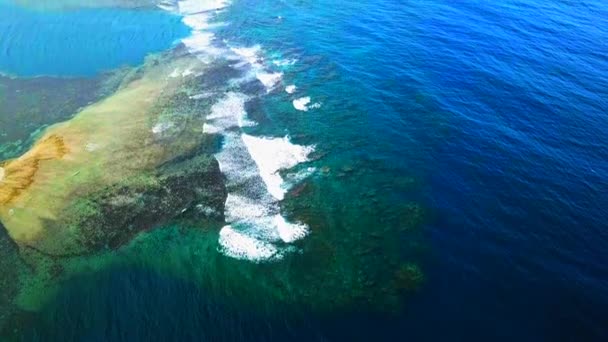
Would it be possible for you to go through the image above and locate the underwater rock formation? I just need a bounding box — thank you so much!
[63,154,226,251]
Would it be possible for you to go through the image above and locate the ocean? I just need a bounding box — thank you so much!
[0,2,190,77]
[0,0,607,341]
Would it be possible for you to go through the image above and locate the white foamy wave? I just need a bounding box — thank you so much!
[256,72,283,91]
[223,193,309,244]
[285,84,297,94]
[230,45,262,65]
[272,59,297,67]
[241,134,314,201]
[177,0,229,14]
[182,30,215,54]
[293,96,311,111]
[224,194,270,222]
[214,133,261,187]
[182,12,212,30]
[218,225,281,262]
[205,93,315,262]
[182,11,226,31]
[309,102,322,109]
[182,68,195,77]
[273,215,309,243]
[202,123,221,134]
[229,45,286,92]
[236,215,308,244]
[206,95,263,193]
[204,92,252,129]
[218,216,308,262]
[169,68,180,78]
[160,1,313,262]
[285,167,317,186]
[293,96,321,111]
[170,0,230,63]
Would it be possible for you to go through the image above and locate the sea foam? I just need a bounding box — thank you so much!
[230,45,284,92]
[160,2,313,263]
[181,31,214,53]
[272,59,297,67]
[205,93,313,262]
[285,85,297,94]
[241,134,314,201]
[256,72,283,91]
[293,96,311,111]
[182,13,213,30]
[230,46,262,65]
[172,0,228,63]
[177,0,229,14]
[218,225,281,261]
[293,96,321,111]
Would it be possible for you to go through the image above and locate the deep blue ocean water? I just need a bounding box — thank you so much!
[215,0,608,339]
[0,2,189,77]
[2,0,608,341]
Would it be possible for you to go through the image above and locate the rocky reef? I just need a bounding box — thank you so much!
[0,41,428,339]
[0,52,232,326]
[63,153,226,252]
[0,52,209,254]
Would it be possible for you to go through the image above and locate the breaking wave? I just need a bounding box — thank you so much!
[159,0,315,262]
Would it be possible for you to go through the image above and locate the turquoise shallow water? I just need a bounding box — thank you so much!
[0,2,189,77]
[1,0,608,341]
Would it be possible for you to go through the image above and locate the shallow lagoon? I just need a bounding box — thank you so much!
[0,2,189,77]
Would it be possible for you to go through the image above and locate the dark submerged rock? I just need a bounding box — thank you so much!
[59,153,227,252]
[0,222,24,335]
